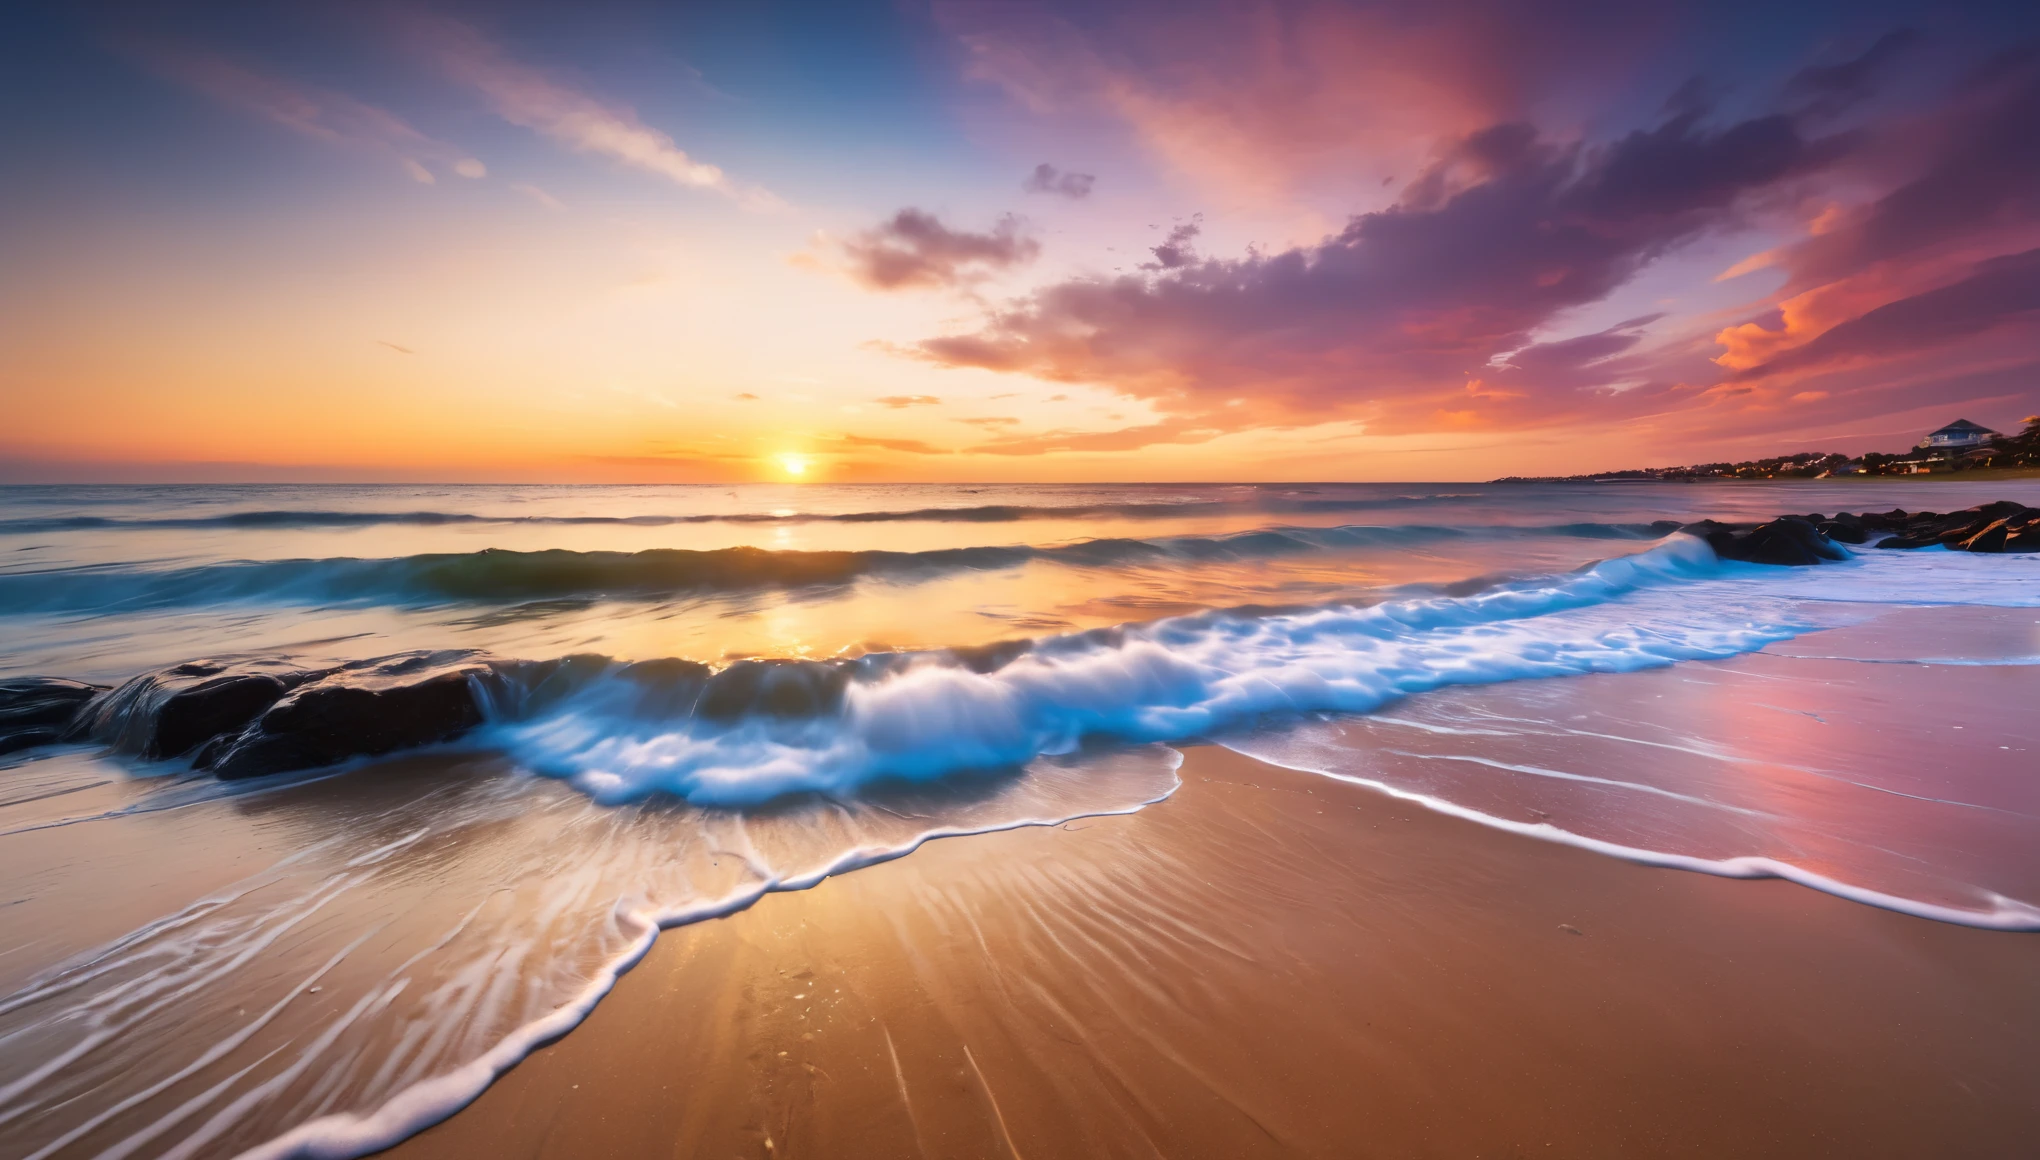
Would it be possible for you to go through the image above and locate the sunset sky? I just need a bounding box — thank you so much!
[4,0,2038,482]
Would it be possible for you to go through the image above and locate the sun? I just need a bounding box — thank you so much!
[778,454,808,478]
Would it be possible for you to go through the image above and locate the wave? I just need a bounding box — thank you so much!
[0,493,1489,535]
[483,536,1795,805]
[0,521,1678,613]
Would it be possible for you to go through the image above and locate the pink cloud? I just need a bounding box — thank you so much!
[938,0,1670,203]
[891,26,2040,456]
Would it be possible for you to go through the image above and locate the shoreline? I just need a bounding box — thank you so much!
[1491,466,2040,484]
[384,743,2040,1159]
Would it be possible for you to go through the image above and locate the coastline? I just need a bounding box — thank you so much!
[386,743,2040,1160]
[1492,468,2040,483]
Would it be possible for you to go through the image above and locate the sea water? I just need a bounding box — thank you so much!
[1,480,2036,1157]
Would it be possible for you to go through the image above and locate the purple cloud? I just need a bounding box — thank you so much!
[917,105,1841,433]
[1023,163,1096,199]
[841,209,1041,291]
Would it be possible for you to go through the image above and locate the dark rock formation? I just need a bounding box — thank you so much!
[1860,502,2040,551]
[72,658,320,759]
[3,650,511,778]
[1680,517,1850,566]
[204,652,507,780]
[1680,501,2040,564]
[1812,513,1870,544]
[0,677,104,754]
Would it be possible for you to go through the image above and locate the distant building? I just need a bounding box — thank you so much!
[1919,419,2001,451]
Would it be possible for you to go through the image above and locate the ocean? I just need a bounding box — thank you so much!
[2,480,2038,1158]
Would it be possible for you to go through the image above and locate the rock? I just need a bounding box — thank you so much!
[1872,502,2040,552]
[1685,516,1848,566]
[0,677,104,754]
[1958,518,2015,553]
[71,658,320,759]
[1815,513,1870,544]
[206,652,503,780]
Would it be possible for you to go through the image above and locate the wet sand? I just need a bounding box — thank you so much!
[387,744,2040,1159]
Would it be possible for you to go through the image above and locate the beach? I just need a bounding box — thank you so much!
[392,742,2040,1159]
[16,2,2040,1152]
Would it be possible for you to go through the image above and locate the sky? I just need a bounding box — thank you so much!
[3,0,2038,483]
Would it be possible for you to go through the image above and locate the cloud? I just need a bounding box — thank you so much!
[914,106,1841,432]
[833,434,951,454]
[414,17,777,209]
[939,0,1669,202]
[733,392,761,400]
[1777,46,2040,290]
[955,415,1022,427]
[134,44,484,183]
[963,419,1227,456]
[1730,247,2040,381]
[934,7,2039,457]
[875,394,942,407]
[841,209,1041,291]
[1699,45,2040,415]
[1023,163,1095,198]
[1785,29,1924,119]
[511,182,565,210]
[1145,219,1201,269]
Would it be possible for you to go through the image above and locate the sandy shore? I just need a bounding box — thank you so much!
[385,744,2040,1159]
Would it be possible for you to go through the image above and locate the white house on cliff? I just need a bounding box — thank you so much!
[1918,419,2001,451]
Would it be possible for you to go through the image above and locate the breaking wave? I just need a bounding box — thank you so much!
[486,536,1796,805]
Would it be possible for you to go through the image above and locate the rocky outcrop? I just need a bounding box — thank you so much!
[2,650,512,777]
[1681,501,2040,565]
[1855,501,2040,552]
[0,677,104,754]
[0,647,890,775]
[72,657,321,759]
[1681,517,1850,566]
[200,652,510,780]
